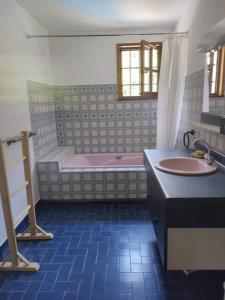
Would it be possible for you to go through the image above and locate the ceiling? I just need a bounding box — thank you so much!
[16,0,195,34]
[197,18,225,52]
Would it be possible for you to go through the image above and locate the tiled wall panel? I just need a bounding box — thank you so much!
[209,75,225,115]
[36,146,147,201]
[27,81,58,159]
[29,82,157,158]
[177,70,225,152]
[38,168,147,201]
[54,84,157,153]
[209,97,225,115]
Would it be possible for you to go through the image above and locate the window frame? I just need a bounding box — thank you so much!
[207,45,225,97]
[117,41,162,101]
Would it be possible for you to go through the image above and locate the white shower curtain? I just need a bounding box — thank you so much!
[156,36,188,149]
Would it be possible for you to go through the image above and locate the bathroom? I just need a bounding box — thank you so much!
[1,0,225,299]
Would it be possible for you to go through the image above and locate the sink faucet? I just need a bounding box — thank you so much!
[192,138,214,165]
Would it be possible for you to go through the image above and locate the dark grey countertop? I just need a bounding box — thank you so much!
[144,149,225,199]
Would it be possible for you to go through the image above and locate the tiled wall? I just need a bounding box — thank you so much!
[54,85,157,153]
[177,70,225,153]
[28,82,151,201]
[28,82,157,157]
[38,167,147,201]
[27,81,57,159]
[209,97,225,115]
[209,75,225,115]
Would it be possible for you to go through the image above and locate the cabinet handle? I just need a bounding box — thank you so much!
[153,217,159,223]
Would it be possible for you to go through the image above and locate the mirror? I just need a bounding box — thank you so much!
[198,18,225,133]
[207,46,225,116]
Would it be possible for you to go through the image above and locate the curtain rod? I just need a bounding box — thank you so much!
[26,31,188,39]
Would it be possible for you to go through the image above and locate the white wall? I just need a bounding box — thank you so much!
[49,35,163,85]
[177,0,225,75]
[49,0,225,83]
[49,1,225,85]
[49,0,225,81]
[0,0,52,245]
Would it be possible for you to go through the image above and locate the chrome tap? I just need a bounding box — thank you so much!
[192,138,214,165]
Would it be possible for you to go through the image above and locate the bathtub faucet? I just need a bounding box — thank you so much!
[192,138,214,165]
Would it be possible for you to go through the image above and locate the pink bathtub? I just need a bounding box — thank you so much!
[63,152,144,169]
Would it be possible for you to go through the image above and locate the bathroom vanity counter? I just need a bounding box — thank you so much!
[144,149,225,270]
[144,149,225,199]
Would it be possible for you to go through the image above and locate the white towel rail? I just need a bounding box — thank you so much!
[0,131,53,272]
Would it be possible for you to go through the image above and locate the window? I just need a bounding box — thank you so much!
[117,41,162,100]
[207,45,225,96]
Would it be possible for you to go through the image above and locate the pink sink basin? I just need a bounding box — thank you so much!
[154,157,218,176]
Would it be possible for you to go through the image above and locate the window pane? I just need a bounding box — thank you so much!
[131,68,140,84]
[144,85,150,92]
[122,85,130,97]
[213,50,218,65]
[144,71,150,86]
[130,50,140,68]
[152,84,157,92]
[212,65,217,82]
[144,49,150,68]
[122,69,130,85]
[118,42,162,99]
[122,51,130,68]
[211,82,216,94]
[207,53,211,65]
[152,48,158,69]
[152,72,158,85]
[131,85,140,96]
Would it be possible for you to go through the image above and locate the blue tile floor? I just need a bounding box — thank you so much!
[0,201,225,300]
